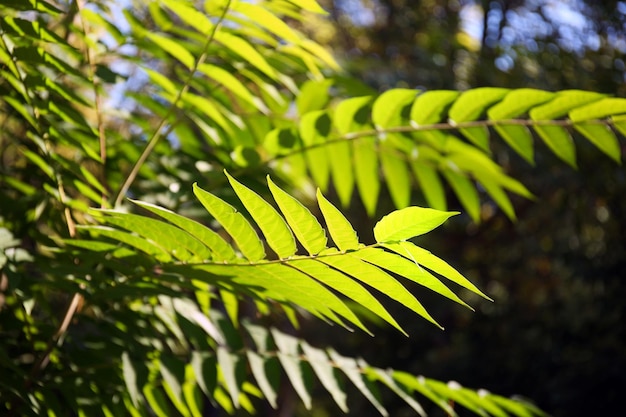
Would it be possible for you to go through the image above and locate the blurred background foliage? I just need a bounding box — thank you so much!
[295,1,626,416]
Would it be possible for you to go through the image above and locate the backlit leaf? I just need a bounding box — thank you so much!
[226,172,296,259]
[374,206,458,242]
[316,189,359,251]
[193,183,265,261]
[300,342,348,412]
[267,176,327,255]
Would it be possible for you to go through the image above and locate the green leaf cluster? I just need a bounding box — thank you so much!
[1,0,622,416]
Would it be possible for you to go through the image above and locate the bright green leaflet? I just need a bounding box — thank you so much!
[225,171,296,259]
[267,176,327,255]
[131,200,236,261]
[316,188,359,251]
[192,183,265,261]
[373,206,458,242]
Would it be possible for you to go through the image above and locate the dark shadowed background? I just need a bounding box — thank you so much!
[296,1,626,416]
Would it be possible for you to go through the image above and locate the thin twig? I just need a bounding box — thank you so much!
[114,0,233,208]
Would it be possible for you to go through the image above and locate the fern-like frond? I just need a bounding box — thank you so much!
[265,87,624,220]
[119,306,546,417]
[77,171,489,334]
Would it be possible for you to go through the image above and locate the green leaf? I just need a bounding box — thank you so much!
[146,32,195,69]
[321,250,433,331]
[442,169,481,223]
[573,123,621,163]
[160,357,190,417]
[488,89,555,119]
[143,385,171,417]
[246,351,279,408]
[162,0,213,34]
[296,79,333,114]
[300,342,348,412]
[271,330,312,409]
[217,347,241,408]
[287,0,328,14]
[299,110,332,191]
[267,176,327,255]
[386,241,490,300]
[197,64,260,110]
[487,88,555,163]
[356,247,471,312]
[191,353,217,399]
[392,372,457,417]
[334,96,373,134]
[182,380,204,417]
[410,90,459,125]
[449,88,509,151]
[77,225,172,262]
[193,183,265,261]
[529,90,605,119]
[533,125,577,168]
[93,211,208,262]
[369,367,426,417]
[327,136,355,207]
[215,32,277,79]
[474,171,516,219]
[353,137,380,216]
[411,162,447,211]
[131,200,236,261]
[374,206,458,242]
[328,349,388,416]
[372,89,417,128]
[122,352,142,408]
[225,172,296,259]
[292,258,401,334]
[316,189,359,251]
[569,97,626,121]
[494,125,535,164]
[380,143,411,209]
[425,380,488,417]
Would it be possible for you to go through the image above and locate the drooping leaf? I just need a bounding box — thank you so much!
[379,142,411,209]
[214,32,277,79]
[368,367,427,417]
[299,110,332,190]
[328,349,389,416]
[449,88,509,151]
[572,123,621,163]
[353,136,380,216]
[385,241,490,300]
[442,169,481,222]
[122,352,142,409]
[292,258,401,334]
[271,330,312,409]
[217,347,241,408]
[327,136,355,207]
[321,250,436,331]
[300,342,348,412]
[146,32,195,69]
[246,351,279,408]
[411,162,447,211]
[355,247,471,312]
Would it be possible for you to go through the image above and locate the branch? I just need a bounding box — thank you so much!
[114,0,234,208]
